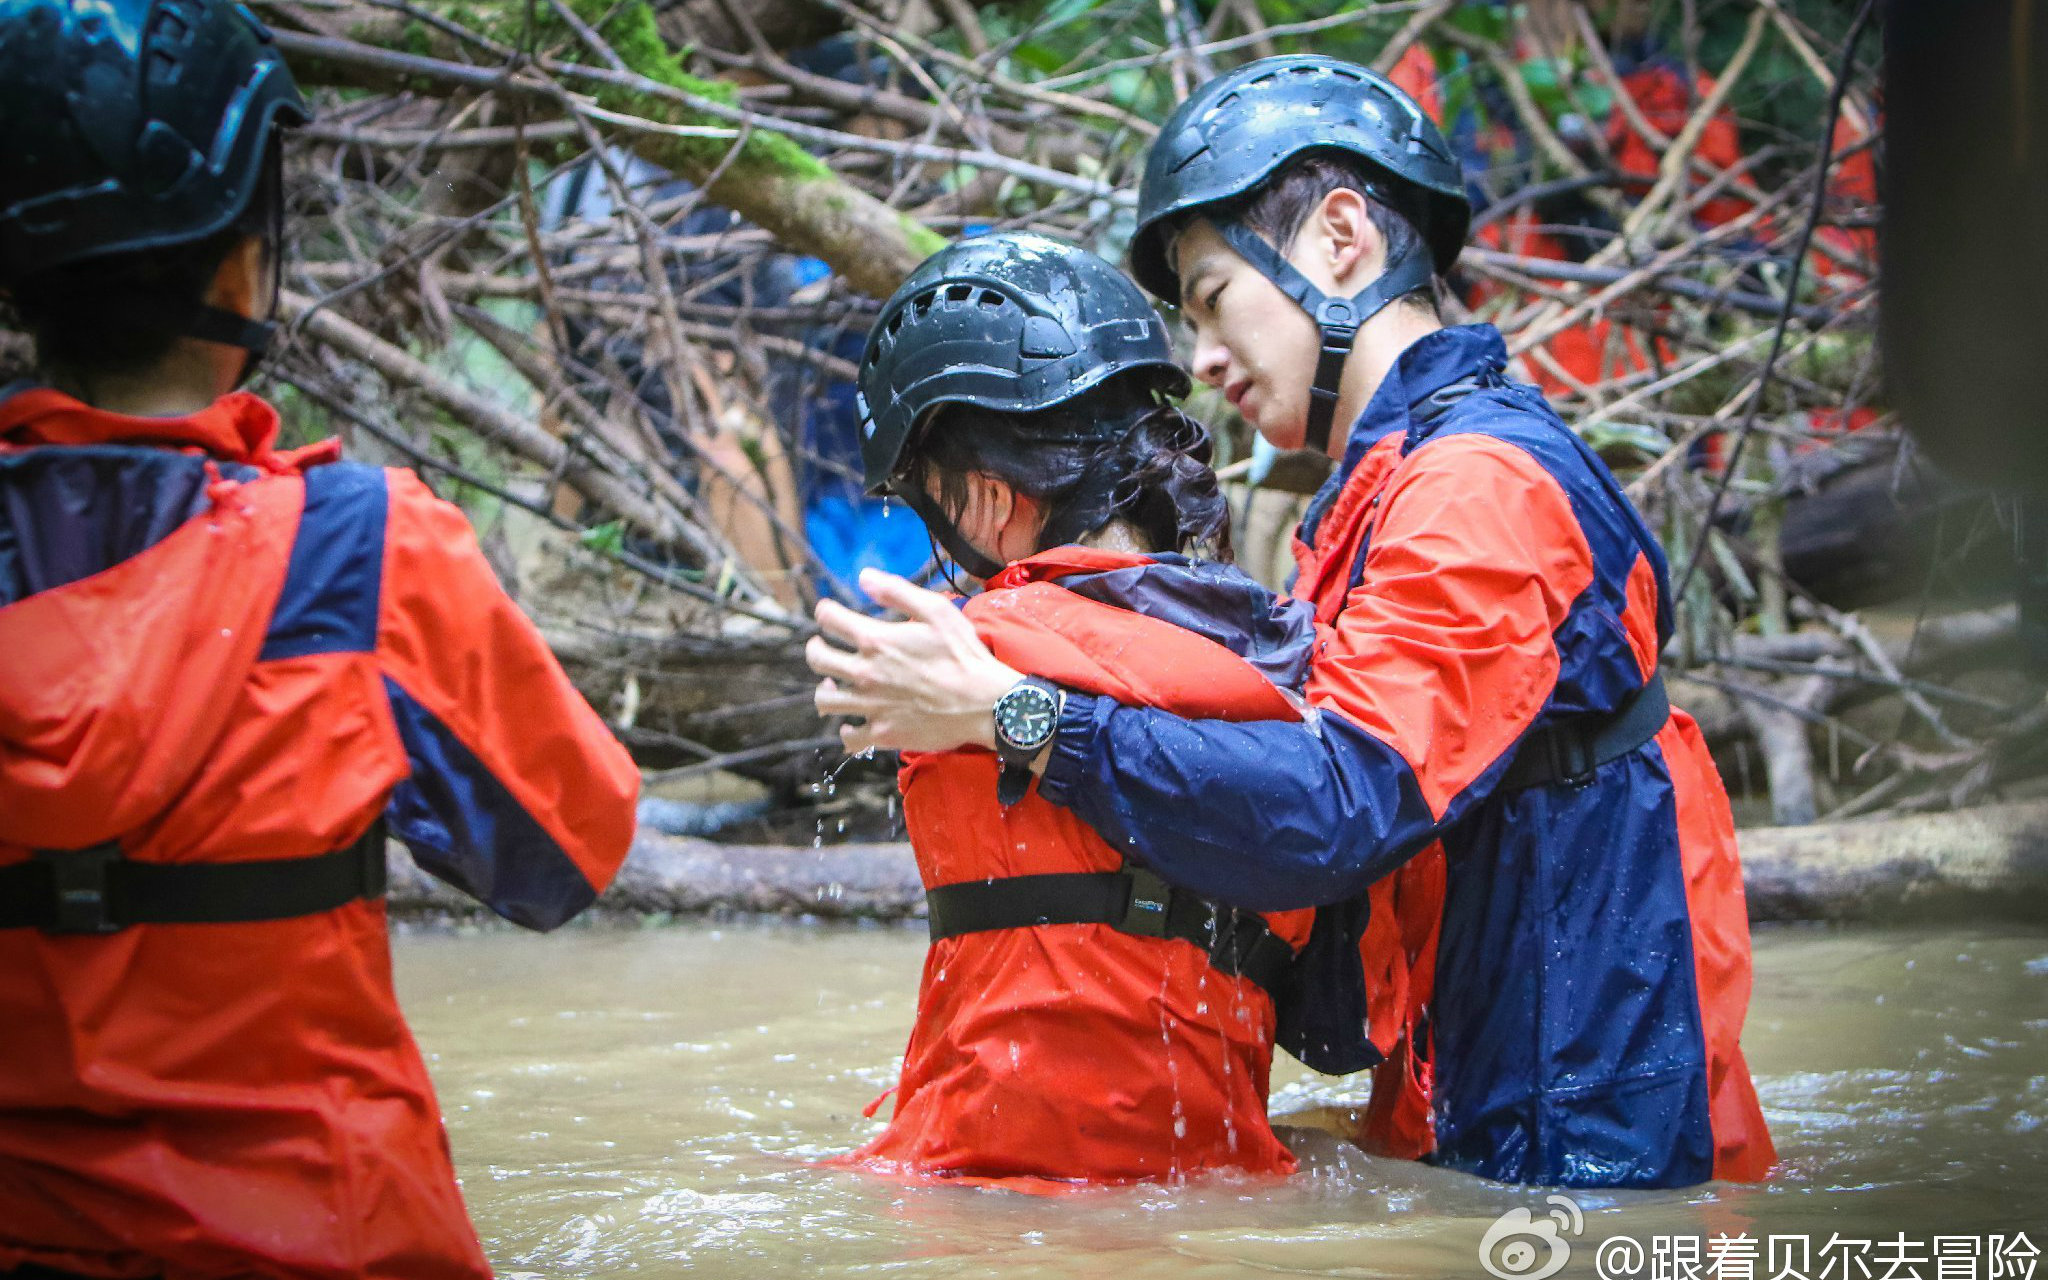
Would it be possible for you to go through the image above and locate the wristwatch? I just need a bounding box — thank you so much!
[992,677,1064,805]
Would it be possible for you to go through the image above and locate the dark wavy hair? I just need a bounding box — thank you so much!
[901,372,1233,562]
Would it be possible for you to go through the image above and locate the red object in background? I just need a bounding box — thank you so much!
[1608,63,1752,228]
[1693,405,1883,473]
[1807,109,1879,293]
[1388,42,1445,124]
[1470,208,1670,397]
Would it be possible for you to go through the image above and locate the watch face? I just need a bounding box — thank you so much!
[995,684,1059,750]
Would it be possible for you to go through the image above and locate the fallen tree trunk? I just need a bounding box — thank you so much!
[386,800,2048,926]
[1738,799,2048,921]
[387,832,923,922]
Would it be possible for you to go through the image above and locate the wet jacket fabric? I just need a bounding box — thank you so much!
[0,388,638,1278]
[847,548,1317,1187]
[1037,326,1775,1188]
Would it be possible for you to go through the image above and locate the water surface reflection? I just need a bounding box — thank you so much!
[392,922,2048,1277]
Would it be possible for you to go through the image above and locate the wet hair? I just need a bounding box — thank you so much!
[1172,150,1442,316]
[3,138,284,379]
[901,372,1233,562]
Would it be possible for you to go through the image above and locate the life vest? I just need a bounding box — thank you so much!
[843,548,1317,1188]
[0,387,638,1277]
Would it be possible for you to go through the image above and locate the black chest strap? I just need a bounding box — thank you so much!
[924,865,1296,999]
[1499,673,1670,791]
[0,820,388,935]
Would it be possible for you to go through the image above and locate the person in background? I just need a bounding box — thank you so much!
[819,232,1315,1187]
[0,1,639,1274]
[808,57,1775,1189]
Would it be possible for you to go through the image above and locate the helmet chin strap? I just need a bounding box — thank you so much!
[1218,221,1435,456]
[123,295,279,392]
[184,303,278,390]
[891,483,1008,584]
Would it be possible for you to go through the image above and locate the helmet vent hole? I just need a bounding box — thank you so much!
[978,290,1006,309]
[944,284,973,304]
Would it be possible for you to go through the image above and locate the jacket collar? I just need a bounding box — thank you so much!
[1342,324,1508,465]
[986,546,1159,590]
[1300,324,1509,548]
[0,386,335,472]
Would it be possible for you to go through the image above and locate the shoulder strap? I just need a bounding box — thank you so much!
[1498,673,1669,791]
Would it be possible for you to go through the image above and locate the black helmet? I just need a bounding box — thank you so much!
[857,230,1190,499]
[1129,56,1470,454]
[0,0,309,282]
[1130,55,1468,302]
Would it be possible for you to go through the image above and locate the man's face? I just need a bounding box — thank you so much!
[1172,218,1321,451]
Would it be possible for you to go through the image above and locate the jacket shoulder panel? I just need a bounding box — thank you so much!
[1417,392,1672,714]
[963,568,1306,720]
[0,445,248,607]
[260,461,387,661]
[1055,557,1318,690]
[1421,388,1669,610]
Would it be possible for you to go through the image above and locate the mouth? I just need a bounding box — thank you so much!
[1225,378,1253,413]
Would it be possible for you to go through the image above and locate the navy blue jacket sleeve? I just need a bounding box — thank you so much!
[1035,692,1447,912]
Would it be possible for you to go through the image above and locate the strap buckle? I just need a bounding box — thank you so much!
[1547,728,1598,788]
[357,819,389,900]
[1119,866,1173,938]
[1315,297,1360,334]
[34,842,124,934]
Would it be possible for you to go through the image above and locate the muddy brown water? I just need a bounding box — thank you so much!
[392,922,2048,1277]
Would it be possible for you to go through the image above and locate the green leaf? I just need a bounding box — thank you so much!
[580,520,626,557]
[1577,421,1672,460]
[1010,42,1066,75]
[1518,57,1570,120]
[1445,3,1511,44]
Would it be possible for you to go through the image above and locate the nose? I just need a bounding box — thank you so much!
[1189,324,1229,390]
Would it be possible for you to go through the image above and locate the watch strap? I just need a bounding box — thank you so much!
[997,761,1032,806]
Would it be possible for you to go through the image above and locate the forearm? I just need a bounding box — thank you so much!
[1035,692,1444,912]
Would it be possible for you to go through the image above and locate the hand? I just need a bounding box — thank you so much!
[808,569,1024,755]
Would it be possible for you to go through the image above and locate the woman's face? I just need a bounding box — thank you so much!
[1172,217,1324,451]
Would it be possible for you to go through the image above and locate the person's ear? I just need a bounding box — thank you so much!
[204,235,268,321]
[961,471,1016,540]
[1316,188,1384,293]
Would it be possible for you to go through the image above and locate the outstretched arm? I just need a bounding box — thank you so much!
[808,437,1595,911]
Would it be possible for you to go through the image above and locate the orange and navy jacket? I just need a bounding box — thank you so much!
[0,387,638,1278]
[1037,326,1776,1188]
[845,548,1316,1188]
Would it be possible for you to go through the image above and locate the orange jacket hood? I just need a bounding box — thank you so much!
[0,392,314,849]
